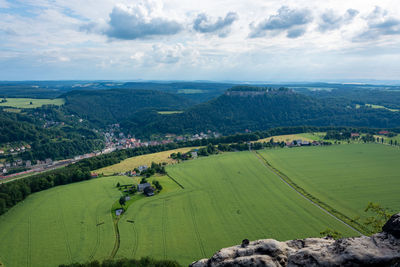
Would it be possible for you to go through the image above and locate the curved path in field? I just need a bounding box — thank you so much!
[252,150,363,236]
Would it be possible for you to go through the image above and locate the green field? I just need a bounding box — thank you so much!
[259,144,400,223]
[117,151,357,264]
[0,98,65,109]
[177,89,204,94]
[0,151,358,266]
[157,111,184,115]
[0,176,133,267]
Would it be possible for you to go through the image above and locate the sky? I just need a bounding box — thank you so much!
[0,0,400,82]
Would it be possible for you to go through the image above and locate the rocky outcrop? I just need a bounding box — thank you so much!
[191,213,400,267]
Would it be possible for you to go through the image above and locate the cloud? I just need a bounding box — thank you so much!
[249,6,312,38]
[193,12,238,37]
[318,9,359,32]
[355,6,400,41]
[103,2,182,40]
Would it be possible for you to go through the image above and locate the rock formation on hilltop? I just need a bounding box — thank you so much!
[191,213,400,267]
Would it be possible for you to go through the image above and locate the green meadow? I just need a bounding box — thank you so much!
[259,144,400,223]
[117,151,357,265]
[0,98,65,109]
[0,151,359,266]
[0,176,133,267]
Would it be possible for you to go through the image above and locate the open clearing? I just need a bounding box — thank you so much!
[259,144,400,224]
[117,151,357,265]
[94,147,199,175]
[157,111,183,115]
[0,98,65,109]
[256,132,325,143]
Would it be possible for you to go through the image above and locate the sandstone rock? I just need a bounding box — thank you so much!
[383,213,400,238]
[191,213,400,267]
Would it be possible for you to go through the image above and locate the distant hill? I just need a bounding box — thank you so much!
[123,86,400,137]
[63,89,194,127]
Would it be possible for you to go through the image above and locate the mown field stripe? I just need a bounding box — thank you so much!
[253,150,364,236]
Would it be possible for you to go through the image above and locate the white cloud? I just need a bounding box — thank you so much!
[0,0,400,80]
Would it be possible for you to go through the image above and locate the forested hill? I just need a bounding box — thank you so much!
[122,87,400,137]
[63,89,194,127]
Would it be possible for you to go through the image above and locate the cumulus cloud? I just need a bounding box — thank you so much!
[193,12,238,37]
[249,6,312,38]
[355,6,400,41]
[103,2,182,40]
[318,9,359,32]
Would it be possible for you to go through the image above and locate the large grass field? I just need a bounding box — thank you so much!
[0,176,133,267]
[258,144,400,223]
[116,151,357,265]
[0,98,65,109]
[94,147,199,175]
[0,151,358,266]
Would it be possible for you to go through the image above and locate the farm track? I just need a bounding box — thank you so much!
[252,150,363,236]
[110,218,120,259]
[27,214,31,267]
[162,200,168,260]
[57,192,73,263]
[187,194,206,258]
[88,200,103,260]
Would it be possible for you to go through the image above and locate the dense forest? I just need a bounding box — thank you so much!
[63,89,194,127]
[122,87,400,137]
[0,107,103,161]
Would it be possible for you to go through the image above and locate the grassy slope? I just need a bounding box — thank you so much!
[259,144,400,221]
[256,132,325,143]
[117,151,357,265]
[0,98,65,108]
[0,176,133,267]
[95,147,198,175]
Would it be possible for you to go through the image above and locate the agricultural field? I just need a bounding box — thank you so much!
[0,150,359,266]
[94,147,199,175]
[157,111,183,115]
[258,144,400,224]
[177,89,204,94]
[117,151,357,265]
[256,132,325,143]
[0,98,65,109]
[356,103,399,112]
[0,176,133,267]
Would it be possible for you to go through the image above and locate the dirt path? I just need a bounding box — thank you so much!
[252,150,363,236]
[110,218,120,259]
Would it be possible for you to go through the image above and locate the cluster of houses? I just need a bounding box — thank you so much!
[0,144,31,156]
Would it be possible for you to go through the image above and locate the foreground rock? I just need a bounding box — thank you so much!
[191,213,400,267]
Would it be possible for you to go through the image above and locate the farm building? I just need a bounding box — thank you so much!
[115,209,123,216]
[138,183,151,192]
[144,186,155,197]
[138,165,148,172]
[379,130,389,135]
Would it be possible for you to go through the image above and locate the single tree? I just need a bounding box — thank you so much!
[119,196,126,206]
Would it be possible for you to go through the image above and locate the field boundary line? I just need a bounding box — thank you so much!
[253,150,365,235]
[166,174,185,189]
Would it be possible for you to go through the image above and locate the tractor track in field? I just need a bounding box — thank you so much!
[27,214,32,267]
[57,192,73,263]
[110,218,120,259]
[252,150,363,236]
[162,200,168,260]
[187,194,206,258]
[88,199,104,261]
